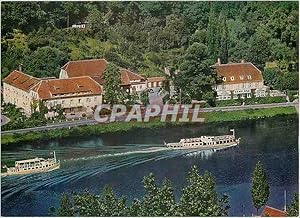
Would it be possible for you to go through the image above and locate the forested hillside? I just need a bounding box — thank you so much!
[1,1,298,100]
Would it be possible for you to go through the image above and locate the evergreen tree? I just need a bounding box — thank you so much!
[175,42,216,104]
[126,199,142,216]
[100,185,127,216]
[139,173,177,216]
[218,12,229,63]
[54,166,231,216]
[207,8,229,64]
[287,193,299,217]
[207,5,220,62]
[178,166,229,216]
[57,193,74,216]
[102,63,122,104]
[251,161,270,215]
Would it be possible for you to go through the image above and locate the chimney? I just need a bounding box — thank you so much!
[241,59,245,63]
[18,64,23,72]
[217,58,221,65]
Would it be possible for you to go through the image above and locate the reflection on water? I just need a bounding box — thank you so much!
[1,116,298,216]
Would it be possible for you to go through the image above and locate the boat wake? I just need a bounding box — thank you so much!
[1,145,189,201]
[66,146,170,162]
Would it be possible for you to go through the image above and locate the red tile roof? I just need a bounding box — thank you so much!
[61,59,108,77]
[90,76,105,85]
[3,70,41,92]
[261,206,286,217]
[212,62,263,85]
[120,68,145,85]
[32,77,102,100]
[147,76,165,83]
[61,59,145,85]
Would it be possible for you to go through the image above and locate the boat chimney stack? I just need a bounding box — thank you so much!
[53,151,57,163]
[18,64,23,72]
[230,129,235,138]
[284,190,287,212]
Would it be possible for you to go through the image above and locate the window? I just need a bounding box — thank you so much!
[230,76,235,81]
[86,98,91,102]
[222,77,226,81]
[78,99,81,103]
[94,97,97,101]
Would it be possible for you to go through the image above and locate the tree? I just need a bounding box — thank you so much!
[275,72,299,91]
[251,161,270,215]
[62,2,81,28]
[218,12,229,63]
[1,2,44,35]
[73,191,101,216]
[57,193,74,216]
[163,14,189,49]
[247,26,272,68]
[87,8,109,41]
[54,165,231,216]
[1,29,29,77]
[178,166,229,216]
[287,193,299,217]
[23,46,68,78]
[139,173,177,216]
[262,68,281,88]
[140,90,149,106]
[175,42,216,104]
[207,5,220,62]
[102,63,123,104]
[127,199,142,216]
[99,185,127,216]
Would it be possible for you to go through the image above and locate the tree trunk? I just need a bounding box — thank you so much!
[67,13,70,28]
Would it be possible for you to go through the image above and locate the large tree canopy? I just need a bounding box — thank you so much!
[1,1,298,93]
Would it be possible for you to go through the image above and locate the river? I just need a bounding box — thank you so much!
[1,116,298,216]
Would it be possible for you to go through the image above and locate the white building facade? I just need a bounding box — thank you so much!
[3,70,103,117]
[212,60,269,100]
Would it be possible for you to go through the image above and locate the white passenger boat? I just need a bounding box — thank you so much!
[1,151,60,176]
[165,129,241,150]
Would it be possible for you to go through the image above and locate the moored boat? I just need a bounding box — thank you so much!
[164,129,241,149]
[1,151,60,176]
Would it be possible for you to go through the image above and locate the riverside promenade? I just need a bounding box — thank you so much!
[2,102,298,135]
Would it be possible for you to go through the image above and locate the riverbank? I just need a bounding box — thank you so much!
[1,106,297,145]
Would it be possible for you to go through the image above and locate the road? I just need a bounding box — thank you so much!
[2,102,298,135]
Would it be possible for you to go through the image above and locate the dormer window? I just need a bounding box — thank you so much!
[240,75,244,80]
[20,79,28,84]
[230,76,235,81]
[247,75,252,80]
[222,77,226,82]
[12,76,19,81]
[54,86,60,90]
[77,84,84,88]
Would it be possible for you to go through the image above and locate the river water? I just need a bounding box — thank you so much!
[1,116,298,216]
